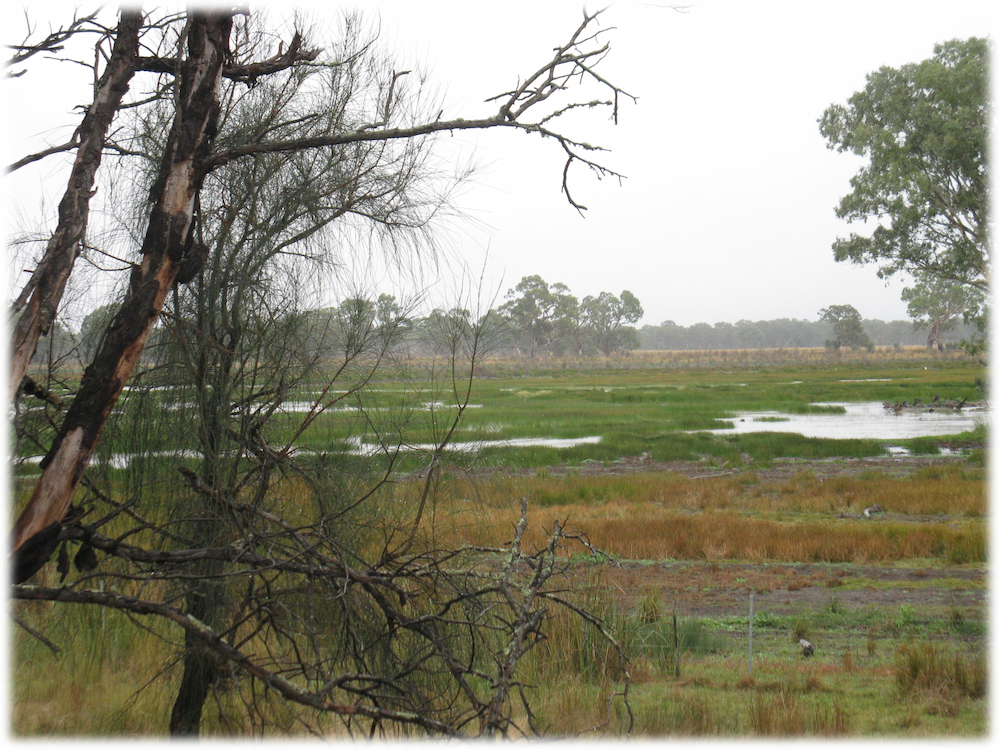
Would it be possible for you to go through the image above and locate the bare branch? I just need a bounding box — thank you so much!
[12,584,462,736]
[204,9,635,213]
[4,8,104,74]
[9,608,62,657]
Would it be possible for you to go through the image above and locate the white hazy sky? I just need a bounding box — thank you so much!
[4,0,996,327]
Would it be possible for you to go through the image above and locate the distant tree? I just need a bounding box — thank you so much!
[637,316,976,351]
[375,294,412,335]
[551,290,586,355]
[734,319,766,349]
[498,275,574,357]
[421,306,474,355]
[580,290,643,356]
[901,274,986,350]
[819,38,989,294]
[819,304,874,351]
[77,304,117,363]
[712,321,735,350]
[686,322,714,350]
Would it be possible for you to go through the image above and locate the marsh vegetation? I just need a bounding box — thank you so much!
[11,348,987,737]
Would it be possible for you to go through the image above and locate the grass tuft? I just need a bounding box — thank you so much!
[893,642,987,700]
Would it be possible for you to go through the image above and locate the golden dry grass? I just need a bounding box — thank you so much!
[421,468,985,564]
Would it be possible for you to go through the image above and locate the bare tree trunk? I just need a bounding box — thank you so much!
[169,566,226,735]
[9,10,141,406]
[11,12,233,559]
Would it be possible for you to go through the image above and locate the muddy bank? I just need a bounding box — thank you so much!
[571,559,986,622]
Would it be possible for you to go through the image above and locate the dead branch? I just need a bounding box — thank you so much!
[203,9,635,214]
[8,9,142,407]
[11,584,461,736]
[9,609,62,657]
[134,29,321,84]
[5,8,104,73]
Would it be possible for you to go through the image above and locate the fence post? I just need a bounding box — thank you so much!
[748,593,754,676]
[673,611,680,679]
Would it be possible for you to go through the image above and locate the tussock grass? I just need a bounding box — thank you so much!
[893,642,987,701]
[431,470,985,565]
[583,512,983,564]
[747,691,807,735]
[442,465,985,518]
[11,602,177,736]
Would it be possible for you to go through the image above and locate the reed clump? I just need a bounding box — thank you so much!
[893,642,987,701]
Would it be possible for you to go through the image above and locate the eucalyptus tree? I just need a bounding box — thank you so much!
[819,304,874,352]
[819,38,990,293]
[551,289,588,355]
[901,273,986,351]
[9,5,635,738]
[580,289,644,357]
[498,274,576,357]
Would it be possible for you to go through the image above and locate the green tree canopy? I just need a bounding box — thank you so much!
[819,38,990,292]
[498,275,575,357]
[819,304,874,351]
[901,274,985,350]
[581,290,644,356]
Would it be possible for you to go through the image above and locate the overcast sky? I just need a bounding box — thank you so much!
[4,0,996,327]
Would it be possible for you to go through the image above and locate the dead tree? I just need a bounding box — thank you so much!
[12,496,632,737]
[8,10,142,405]
[11,5,633,571]
[11,11,235,555]
[9,6,635,738]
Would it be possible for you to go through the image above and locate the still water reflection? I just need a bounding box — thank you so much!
[708,401,987,440]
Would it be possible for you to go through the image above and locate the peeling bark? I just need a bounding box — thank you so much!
[11,12,233,559]
[8,10,142,406]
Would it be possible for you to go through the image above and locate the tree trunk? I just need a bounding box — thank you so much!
[11,12,233,559]
[169,567,226,736]
[169,636,218,736]
[9,10,142,406]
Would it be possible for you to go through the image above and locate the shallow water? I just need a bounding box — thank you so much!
[14,435,603,471]
[276,401,483,413]
[707,401,987,441]
[347,435,602,456]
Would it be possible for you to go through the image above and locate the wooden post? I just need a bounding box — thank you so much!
[673,611,680,679]
[748,593,754,676]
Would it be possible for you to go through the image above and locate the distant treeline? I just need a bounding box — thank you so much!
[32,304,979,370]
[638,318,979,351]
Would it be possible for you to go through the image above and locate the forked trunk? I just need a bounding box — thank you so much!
[11,12,233,561]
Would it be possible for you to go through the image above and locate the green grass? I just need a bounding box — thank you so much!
[15,350,985,473]
[12,350,987,737]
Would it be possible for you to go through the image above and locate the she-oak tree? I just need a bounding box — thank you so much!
[9,6,636,738]
[11,6,633,562]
